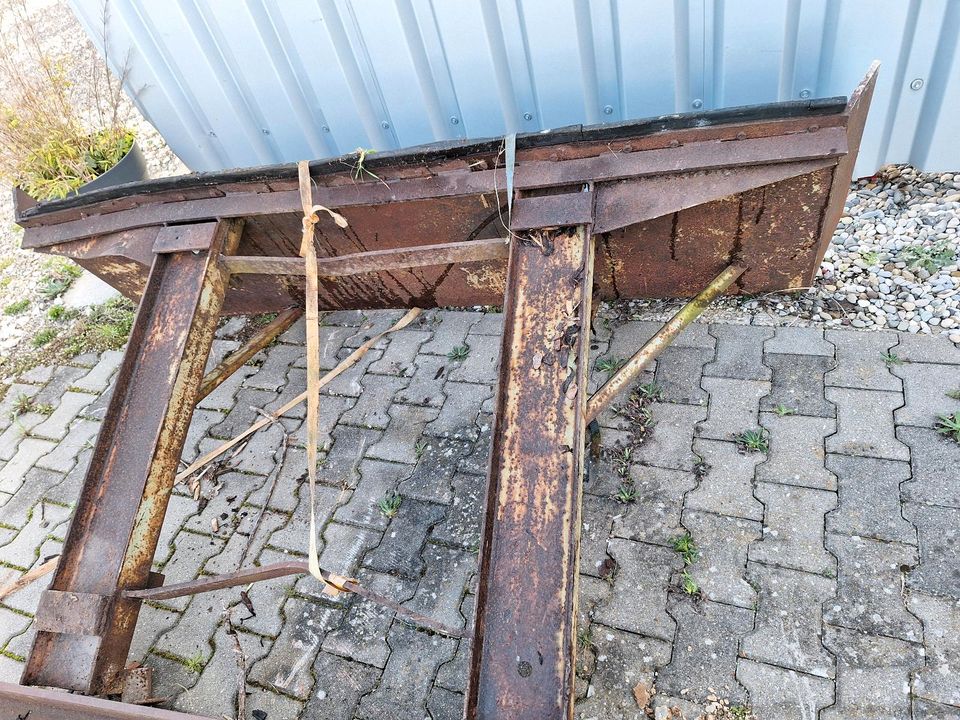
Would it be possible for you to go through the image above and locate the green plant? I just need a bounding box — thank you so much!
[414,439,428,461]
[613,482,637,504]
[11,392,33,418]
[672,531,700,566]
[33,402,53,415]
[3,298,28,315]
[576,624,593,650]
[637,382,663,400]
[727,705,752,720]
[32,327,56,346]
[447,343,470,361]
[47,304,65,320]
[861,250,880,266]
[736,429,769,453]
[773,403,795,417]
[39,260,82,299]
[612,446,632,477]
[901,240,956,274]
[595,357,625,375]
[946,389,960,401]
[680,570,699,595]
[936,412,960,443]
[377,491,402,518]
[882,352,905,367]
[184,652,205,674]
[63,296,135,356]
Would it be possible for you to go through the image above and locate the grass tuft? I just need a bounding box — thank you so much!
[735,428,769,453]
[377,491,402,518]
[936,412,960,443]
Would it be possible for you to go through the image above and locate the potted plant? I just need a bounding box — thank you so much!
[0,0,147,209]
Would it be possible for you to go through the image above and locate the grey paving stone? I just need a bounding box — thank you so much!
[321,425,381,488]
[736,659,834,720]
[238,547,297,638]
[593,539,679,642]
[657,599,753,704]
[339,374,407,430]
[419,311,483,355]
[153,493,199,570]
[826,455,916,543]
[0,537,59,616]
[302,651,380,720]
[208,388,278,439]
[356,624,457,720]
[652,346,712,405]
[574,625,670,720]
[0,606,32,654]
[126,603,182,664]
[335,459,410,530]
[683,510,760,609]
[825,387,909,460]
[241,684,304,720]
[368,329,431,376]
[697,377,769,442]
[579,494,616,577]
[321,346,383,397]
[245,446,307,513]
[825,328,901,391]
[398,436,472,505]
[761,353,836,418]
[434,594,474,693]
[757,412,837,490]
[260,366,307,420]
[471,312,504,336]
[750,483,836,576]
[607,465,696,547]
[899,427,960,508]
[244,343,303,392]
[179,408,223,465]
[0,467,67,529]
[78,384,112,421]
[893,362,960,428]
[266,484,346,556]
[32,365,85,406]
[366,404,440,464]
[427,686,464,720]
[403,544,473,631]
[765,326,834,356]
[0,383,40,433]
[149,654,201,706]
[685,439,764,521]
[17,365,53,385]
[198,364,255,411]
[741,563,835,678]
[908,591,960,707]
[448,337,499,385]
[893,333,960,365]
[431,470,484,550]
[323,310,366,327]
[249,598,343,699]
[364,498,446,579]
[424,382,491,441]
[821,624,923,720]
[824,533,921,642]
[342,311,407,349]
[456,414,492,476]
[914,698,960,719]
[631,402,707,472]
[0,437,56,496]
[72,349,123,393]
[0,414,42,463]
[230,422,286,476]
[152,585,239,662]
[395,353,449,408]
[203,509,287,576]
[904,502,960,598]
[703,325,773,381]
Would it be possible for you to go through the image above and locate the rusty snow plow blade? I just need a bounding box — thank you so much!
[4,65,877,720]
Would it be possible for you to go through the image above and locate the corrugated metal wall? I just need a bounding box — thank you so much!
[70,0,960,176]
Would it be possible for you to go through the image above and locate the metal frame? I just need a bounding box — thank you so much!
[1,67,877,719]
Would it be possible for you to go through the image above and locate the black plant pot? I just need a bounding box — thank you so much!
[13,139,149,215]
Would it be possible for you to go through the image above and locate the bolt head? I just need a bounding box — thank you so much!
[380,120,390,129]
[322,125,330,132]
[603,104,614,115]
[692,99,703,109]
[799,89,812,98]
[450,116,460,125]
[910,78,924,91]
[523,112,533,121]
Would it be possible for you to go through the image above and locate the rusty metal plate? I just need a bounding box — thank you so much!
[0,681,214,720]
[33,591,109,636]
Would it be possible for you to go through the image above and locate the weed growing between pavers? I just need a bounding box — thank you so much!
[447,343,470,361]
[735,429,769,454]
[882,351,906,367]
[605,383,661,503]
[773,403,796,417]
[377,491,402,518]
[936,412,960,443]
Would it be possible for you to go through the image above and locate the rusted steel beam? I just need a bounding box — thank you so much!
[586,264,744,422]
[20,128,845,249]
[0,681,215,720]
[22,220,242,695]
[196,306,302,401]
[467,225,595,719]
[221,236,510,276]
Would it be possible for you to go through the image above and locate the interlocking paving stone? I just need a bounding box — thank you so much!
[398,436,472,504]
[241,684,304,720]
[685,439,764,521]
[208,388,279,439]
[244,343,303,391]
[262,367,308,420]
[703,325,773,380]
[297,325,353,371]
[683,510,760,609]
[913,698,960,719]
[430,470,484,549]
[339,374,407,429]
[249,598,343,699]
[657,599,753,704]
[0,438,57,496]
[893,333,960,365]
[750,483,836,576]
[607,465,696,547]
[245,446,307,513]
[366,403,440,464]
[826,455,916,543]
[32,365,85,406]
[579,494,617,577]
[424,382,490,441]
[909,591,960,707]
[16,365,53,384]
[335,459,410,530]
[0,383,40,434]
[395,353,449,407]
[448,338,500,384]
[152,585,240,662]
[355,624,457,720]
[470,312,504,336]
[593,539,679,642]
[736,659,834,720]
[824,533,921,642]
[0,606,32,653]
[204,509,287,576]
[230,421,288,476]
[821,624,924,720]
[457,413,492,476]
[427,686,464,720]
[653,346,712,405]
[761,353,836,418]
[198,364,255,411]
[757,412,837,490]
[893,362,960,428]
[741,562,835,677]
[403,544,473,631]
[765,325,834,356]
[825,328,901,390]
[434,594,474,693]
[302,651,380,720]
[316,423,379,486]
[368,329,431,376]
[418,311,483,355]
[127,603,181,664]
[574,625,670,720]
[322,347,383,397]
[71,349,123,393]
[343,310,407,348]
[364,498,446,579]
[904,502,960,598]
[825,387,910,460]
[899,427,960,508]
[697,377,769,442]
[631,402,707,472]
[0,467,66,530]
[238,547,297,639]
